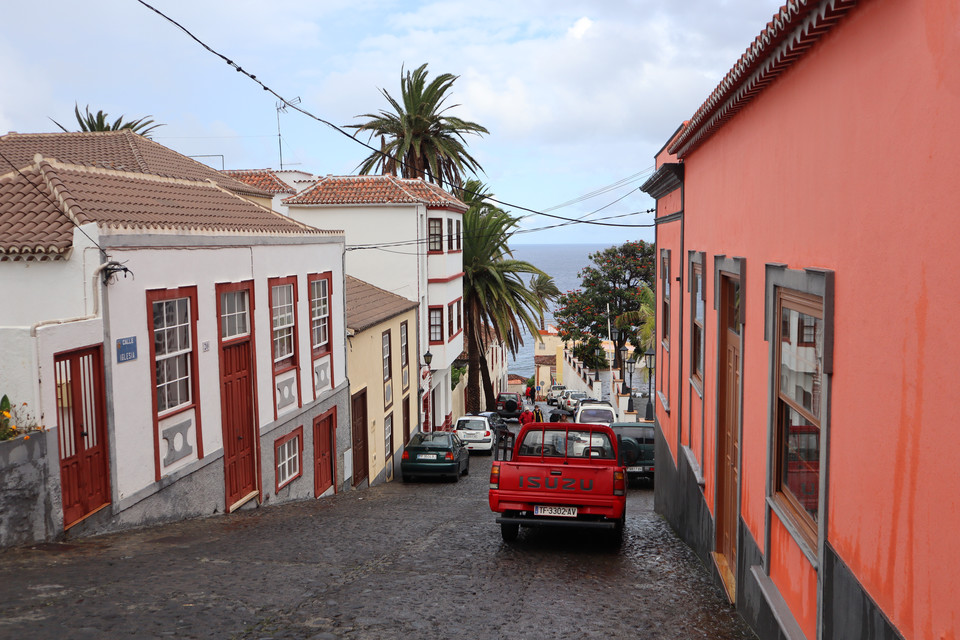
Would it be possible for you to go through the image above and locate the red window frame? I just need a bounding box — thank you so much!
[429,306,444,344]
[428,218,443,253]
[383,329,393,410]
[274,425,303,492]
[400,320,410,392]
[448,301,455,337]
[269,276,299,374]
[447,296,463,342]
[455,219,462,252]
[447,218,455,251]
[308,272,332,357]
[146,285,204,480]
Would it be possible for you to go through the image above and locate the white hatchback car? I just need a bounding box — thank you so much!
[453,415,497,453]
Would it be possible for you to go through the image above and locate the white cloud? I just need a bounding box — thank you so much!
[567,17,593,40]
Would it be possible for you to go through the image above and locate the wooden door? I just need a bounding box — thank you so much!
[402,395,411,447]
[351,390,369,486]
[314,411,334,496]
[716,276,741,597]
[55,345,111,528]
[218,283,258,512]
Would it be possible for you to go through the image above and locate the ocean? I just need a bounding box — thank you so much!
[507,243,613,378]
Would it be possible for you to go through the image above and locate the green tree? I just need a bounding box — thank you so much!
[52,103,163,139]
[348,63,488,190]
[614,284,656,352]
[554,240,656,370]
[529,273,561,331]
[459,179,547,412]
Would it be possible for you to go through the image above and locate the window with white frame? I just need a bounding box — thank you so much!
[429,308,443,343]
[400,321,410,390]
[220,290,249,339]
[310,276,330,353]
[385,412,394,459]
[153,297,192,413]
[275,428,302,490]
[271,282,296,369]
[383,329,393,408]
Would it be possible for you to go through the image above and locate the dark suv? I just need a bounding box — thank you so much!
[495,392,523,420]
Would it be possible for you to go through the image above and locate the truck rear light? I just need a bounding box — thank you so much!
[489,464,500,489]
[613,470,625,496]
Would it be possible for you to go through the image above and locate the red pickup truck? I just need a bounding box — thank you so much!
[488,422,628,543]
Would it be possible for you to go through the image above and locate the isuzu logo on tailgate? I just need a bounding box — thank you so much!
[519,476,593,490]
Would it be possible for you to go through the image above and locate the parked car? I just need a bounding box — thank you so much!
[546,385,567,405]
[476,411,509,436]
[401,432,470,482]
[575,400,617,425]
[453,414,497,453]
[609,422,655,484]
[562,391,588,413]
[495,391,524,420]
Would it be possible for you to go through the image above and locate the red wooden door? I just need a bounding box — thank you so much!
[55,346,110,528]
[351,390,368,486]
[716,276,741,597]
[314,411,334,496]
[221,339,258,511]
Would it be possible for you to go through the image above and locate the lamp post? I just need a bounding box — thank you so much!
[594,345,603,382]
[644,348,655,421]
[423,350,433,430]
[626,356,636,413]
[619,345,629,394]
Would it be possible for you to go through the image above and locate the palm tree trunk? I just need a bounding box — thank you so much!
[478,349,497,410]
[465,303,482,413]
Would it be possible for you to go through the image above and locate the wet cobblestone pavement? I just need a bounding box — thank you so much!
[0,453,755,639]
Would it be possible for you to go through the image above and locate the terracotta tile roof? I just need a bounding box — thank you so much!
[345,275,418,332]
[284,175,467,211]
[669,0,857,158]
[222,169,296,195]
[535,355,557,367]
[508,374,527,383]
[0,156,335,261]
[0,131,272,199]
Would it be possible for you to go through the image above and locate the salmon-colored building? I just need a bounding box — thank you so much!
[641,2,960,638]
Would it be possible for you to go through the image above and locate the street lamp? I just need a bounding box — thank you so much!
[626,356,636,413]
[644,348,655,421]
[594,345,603,381]
[619,345,629,394]
[423,350,433,367]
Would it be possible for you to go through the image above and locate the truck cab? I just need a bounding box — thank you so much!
[488,422,630,544]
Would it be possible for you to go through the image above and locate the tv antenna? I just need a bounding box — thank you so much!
[276,97,301,170]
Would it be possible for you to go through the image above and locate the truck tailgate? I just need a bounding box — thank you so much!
[496,460,617,505]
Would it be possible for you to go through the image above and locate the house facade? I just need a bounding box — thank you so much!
[344,276,418,486]
[271,174,466,433]
[0,132,350,544]
[641,2,959,639]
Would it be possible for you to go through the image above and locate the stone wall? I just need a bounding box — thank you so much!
[0,429,61,547]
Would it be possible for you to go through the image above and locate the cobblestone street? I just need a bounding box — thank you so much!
[0,452,755,639]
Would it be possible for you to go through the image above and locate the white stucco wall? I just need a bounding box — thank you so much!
[99,234,345,503]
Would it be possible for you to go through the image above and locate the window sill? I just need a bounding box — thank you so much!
[427,250,444,256]
[429,339,444,346]
[767,494,819,569]
[273,362,297,376]
[657,390,670,414]
[158,401,197,422]
[447,328,463,343]
[276,473,301,493]
[312,346,331,359]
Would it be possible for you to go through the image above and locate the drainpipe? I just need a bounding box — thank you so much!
[29,259,116,336]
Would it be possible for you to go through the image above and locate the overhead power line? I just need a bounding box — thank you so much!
[136,0,658,231]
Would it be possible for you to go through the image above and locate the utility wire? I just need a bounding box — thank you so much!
[136,0,658,229]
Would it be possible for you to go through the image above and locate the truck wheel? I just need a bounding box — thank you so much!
[501,522,519,542]
[609,516,625,547]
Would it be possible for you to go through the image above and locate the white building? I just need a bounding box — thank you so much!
[228,172,466,432]
[0,132,350,543]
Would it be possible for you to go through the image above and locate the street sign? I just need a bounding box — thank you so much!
[116,336,137,363]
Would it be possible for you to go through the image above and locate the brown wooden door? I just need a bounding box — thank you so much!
[314,411,334,496]
[402,396,411,447]
[716,276,742,589]
[351,390,368,486]
[221,339,258,510]
[55,346,111,528]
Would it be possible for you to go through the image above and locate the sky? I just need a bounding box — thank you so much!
[0,0,783,245]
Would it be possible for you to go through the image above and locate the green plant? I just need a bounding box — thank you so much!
[451,365,467,390]
[0,395,42,441]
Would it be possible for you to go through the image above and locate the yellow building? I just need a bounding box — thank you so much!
[345,276,419,487]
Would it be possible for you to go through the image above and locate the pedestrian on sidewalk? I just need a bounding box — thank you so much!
[519,407,534,426]
[533,406,544,422]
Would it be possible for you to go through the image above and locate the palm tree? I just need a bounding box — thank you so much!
[51,103,163,139]
[614,284,656,351]
[348,64,488,190]
[529,273,561,331]
[459,179,547,412]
